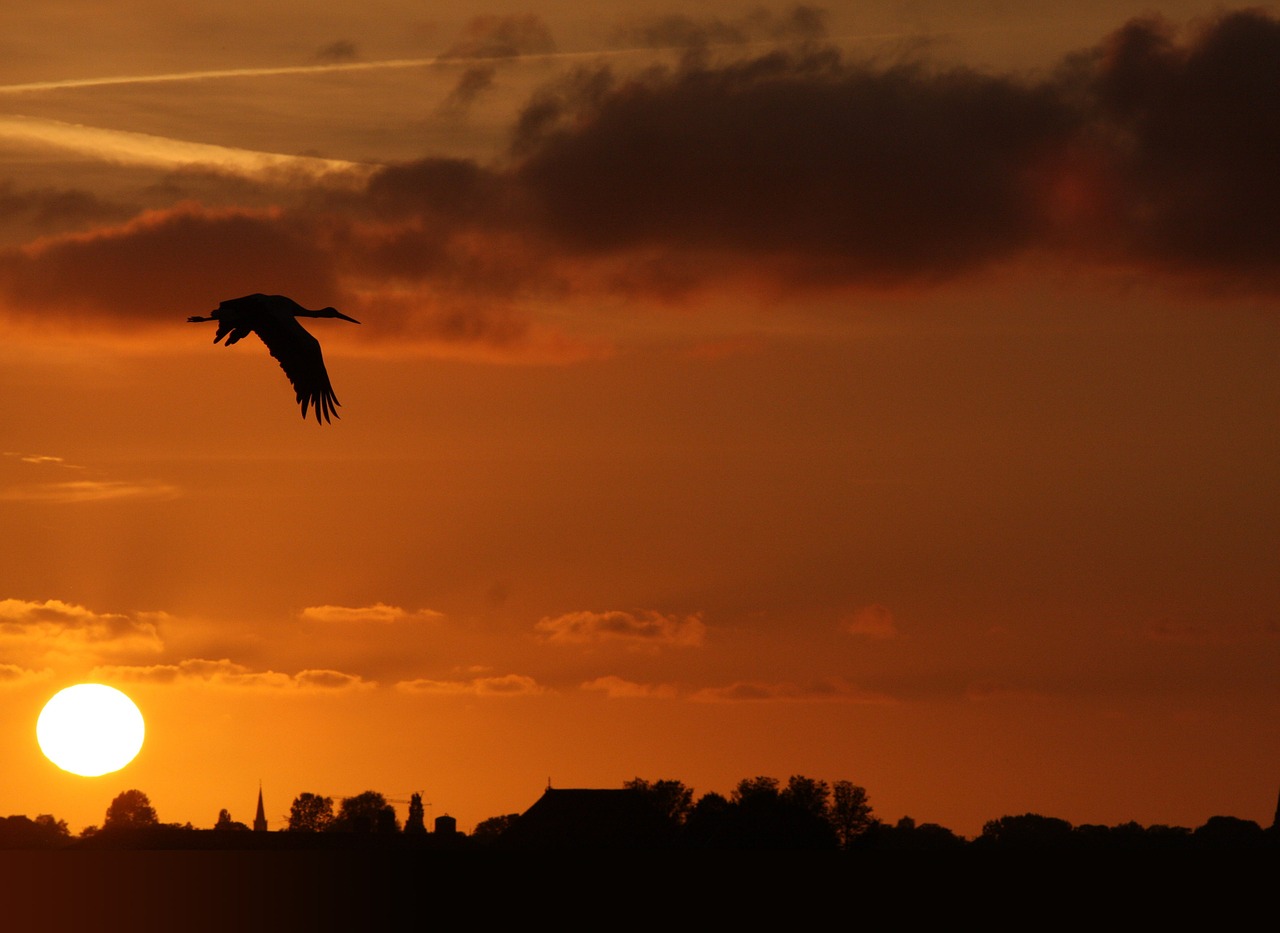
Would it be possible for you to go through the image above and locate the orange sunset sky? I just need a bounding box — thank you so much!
[0,0,1276,837]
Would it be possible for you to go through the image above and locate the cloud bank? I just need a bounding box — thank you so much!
[1,9,1278,351]
[535,609,707,648]
[0,599,164,664]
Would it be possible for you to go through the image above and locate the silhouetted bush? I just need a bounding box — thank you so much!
[976,813,1075,849]
[856,817,965,851]
[1194,816,1267,848]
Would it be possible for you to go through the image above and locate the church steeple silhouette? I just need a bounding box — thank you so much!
[254,783,267,833]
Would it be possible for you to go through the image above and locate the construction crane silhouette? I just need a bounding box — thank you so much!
[188,293,360,423]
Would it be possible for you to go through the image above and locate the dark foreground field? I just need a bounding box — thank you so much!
[1,847,1270,930]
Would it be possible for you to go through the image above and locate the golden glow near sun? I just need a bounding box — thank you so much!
[37,684,145,777]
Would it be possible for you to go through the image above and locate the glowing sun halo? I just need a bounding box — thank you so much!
[37,684,145,777]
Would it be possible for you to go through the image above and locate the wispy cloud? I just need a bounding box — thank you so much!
[300,604,444,625]
[844,604,898,640]
[581,675,678,699]
[0,479,180,503]
[396,673,545,697]
[963,680,1049,703]
[1,452,179,503]
[610,6,828,52]
[0,662,52,687]
[690,679,896,704]
[4,453,83,468]
[535,610,706,648]
[440,14,556,60]
[93,658,375,691]
[1139,616,1278,646]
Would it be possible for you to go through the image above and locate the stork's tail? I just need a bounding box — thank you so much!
[188,315,211,322]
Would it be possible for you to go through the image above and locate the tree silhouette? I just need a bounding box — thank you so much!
[858,815,964,850]
[103,790,158,829]
[830,780,876,847]
[781,775,831,821]
[726,775,838,848]
[214,808,249,831]
[624,778,694,826]
[286,792,335,832]
[1194,815,1266,848]
[0,814,70,848]
[683,791,733,847]
[331,791,398,834]
[978,813,1074,848]
[472,813,520,845]
[731,775,781,805]
[405,793,427,834]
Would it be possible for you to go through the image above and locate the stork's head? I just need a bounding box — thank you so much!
[315,307,361,324]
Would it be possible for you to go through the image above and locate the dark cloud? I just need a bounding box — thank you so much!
[439,14,555,60]
[3,9,1280,346]
[613,14,752,50]
[511,49,1072,281]
[510,8,1280,288]
[315,40,360,63]
[0,182,129,243]
[613,5,828,52]
[0,205,340,321]
[437,65,497,113]
[1079,9,1280,276]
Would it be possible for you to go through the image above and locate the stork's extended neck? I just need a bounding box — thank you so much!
[299,307,360,324]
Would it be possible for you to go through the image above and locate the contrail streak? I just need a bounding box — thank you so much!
[0,48,646,95]
[0,58,449,94]
[0,32,917,95]
[0,114,371,178]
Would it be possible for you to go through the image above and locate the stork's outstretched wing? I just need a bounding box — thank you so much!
[251,313,341,423]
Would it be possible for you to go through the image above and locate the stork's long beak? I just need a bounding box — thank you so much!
[336,311,360,324]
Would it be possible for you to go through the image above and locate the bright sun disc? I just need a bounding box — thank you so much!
[37,684,145,777]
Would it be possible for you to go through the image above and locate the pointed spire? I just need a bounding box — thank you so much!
[253,781,267,832]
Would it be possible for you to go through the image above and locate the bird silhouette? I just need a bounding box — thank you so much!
[188,293,360,423]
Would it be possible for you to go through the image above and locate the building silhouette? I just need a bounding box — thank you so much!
[501,786,668,849]
[253,785,267,833]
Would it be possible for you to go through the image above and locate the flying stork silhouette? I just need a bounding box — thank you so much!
[188,293,360,423]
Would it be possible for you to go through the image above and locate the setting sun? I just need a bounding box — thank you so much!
[37,684,145,777]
